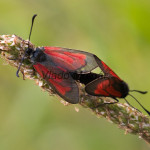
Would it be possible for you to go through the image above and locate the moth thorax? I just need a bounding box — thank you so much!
[31,48,46,62]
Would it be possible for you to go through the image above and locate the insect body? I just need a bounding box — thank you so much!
[73,55,150,115]
[16,15,98,104]
[30,47,98,103]
[16,14,150,115]
[85,55,129,98]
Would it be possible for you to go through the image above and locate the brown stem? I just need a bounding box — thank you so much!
[0,34,150,144]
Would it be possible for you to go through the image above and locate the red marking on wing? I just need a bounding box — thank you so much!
[63,51,86,66]
[105,85,122,97]
[94,55,121,80]
[95,79,122,97]
[46,51,74,64]
[101,61,120,79]
[85,77,122,97]
[33,63,44,78]
[94,80,109,96]
[44,47,62,51]
[50,80,71,95]
[43,47,87,71]
[33,63,71,96]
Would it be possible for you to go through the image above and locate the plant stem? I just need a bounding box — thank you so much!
[0,34,150,144]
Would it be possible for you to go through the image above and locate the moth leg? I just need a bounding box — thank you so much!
[103,98,119,105]
[21,70,25,80]
[91,98,119,109]
[124,98,141,113]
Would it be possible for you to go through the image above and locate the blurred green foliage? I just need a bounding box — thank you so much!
[0,0,150,150]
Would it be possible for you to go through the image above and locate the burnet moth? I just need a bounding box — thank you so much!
[16,14,99,104]
[16,14,149,115]
[73,55,150,115]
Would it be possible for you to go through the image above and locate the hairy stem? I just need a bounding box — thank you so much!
[0,34,150,144]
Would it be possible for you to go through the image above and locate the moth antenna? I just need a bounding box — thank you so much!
[124,98,141,113]
[16,14,37,77]
[28,14,37,42]
[129,94,150,116]
[130,90,147,94]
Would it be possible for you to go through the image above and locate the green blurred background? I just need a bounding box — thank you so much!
[0,0,150,150]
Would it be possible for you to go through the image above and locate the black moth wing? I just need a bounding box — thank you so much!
[43,47,99,73]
